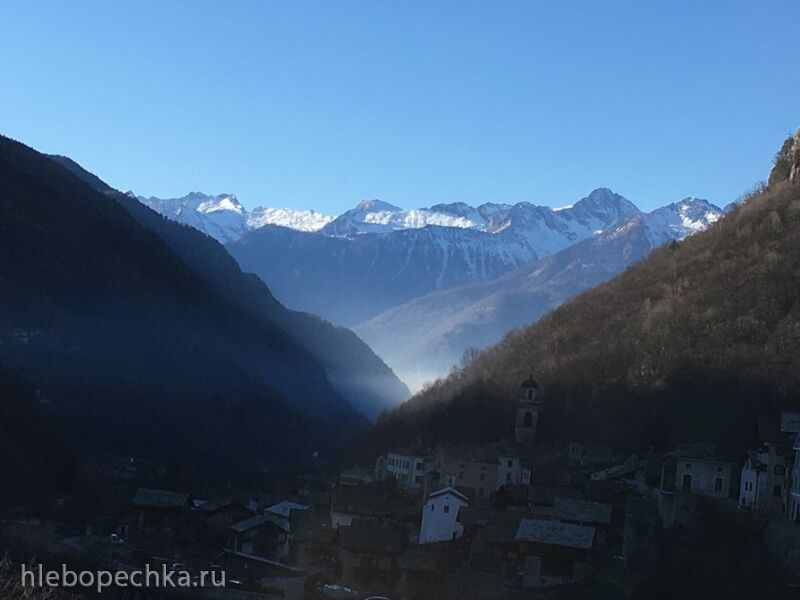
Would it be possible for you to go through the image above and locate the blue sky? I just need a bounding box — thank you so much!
[1,1,798,213]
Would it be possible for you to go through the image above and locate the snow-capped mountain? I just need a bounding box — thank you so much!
[138,192,334,243]
[225,189,655,327]
[354,197,724,389]
[138,192,250,243]
[248,207,334,232]
[319,188,639,258]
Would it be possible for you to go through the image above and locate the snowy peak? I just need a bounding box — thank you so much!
[355,198,402,212]
[320,198,484,236]
[138,193,335,242]
[642,197,722,246]
[247,207,334,232]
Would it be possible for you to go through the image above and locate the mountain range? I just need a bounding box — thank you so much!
[143,188,722,387]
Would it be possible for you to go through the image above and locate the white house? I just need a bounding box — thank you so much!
[419,487,468,545]
[496,454,525,488]
[789,434,800,522]
[738,448,788,516]
[375,447,428,490]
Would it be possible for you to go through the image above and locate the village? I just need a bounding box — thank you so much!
[3,376,800,599]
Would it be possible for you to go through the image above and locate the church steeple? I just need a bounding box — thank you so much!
[515,374,542,445]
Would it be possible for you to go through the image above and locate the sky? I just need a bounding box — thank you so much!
[1,1,798,214]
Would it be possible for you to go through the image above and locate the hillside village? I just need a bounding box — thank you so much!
[4,376,800,599]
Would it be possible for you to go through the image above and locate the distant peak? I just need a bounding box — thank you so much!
[354,199,401,212]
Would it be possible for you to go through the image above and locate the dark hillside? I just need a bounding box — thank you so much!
[50,155,409,418]
[365,137,800,457]
[0,135,364,482]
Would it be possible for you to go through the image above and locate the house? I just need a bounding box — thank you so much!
[131,488,191,532]
[330,483,409,528]
[514,518,595,587]
[265,500,310,532]
[458,507,528,575]
[790,434,800,522]
[659,444,737,529]
[739,449,789,516]
[197,500,255,538]
[397,540,465,597]
[419,487,469,544]
[290,507,339,568]
[660,444,737,498]
[218,550,306,598]
[375,447,428,490]
[339,523,406,590]
[427,445,502,500]
[339,466,375,486]
[553,497,612,528]
[229,515,289,560]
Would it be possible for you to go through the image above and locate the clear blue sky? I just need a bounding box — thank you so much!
[1,1,798,213]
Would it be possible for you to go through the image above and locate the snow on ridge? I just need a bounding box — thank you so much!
[248,207,334,232]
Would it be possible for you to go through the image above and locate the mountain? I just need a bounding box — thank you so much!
[0,134,376,482]
[354,198,723,388]
[51,157,409,421]
[363,152,800,458]
[226,189,640,327]
[138,192,334,242]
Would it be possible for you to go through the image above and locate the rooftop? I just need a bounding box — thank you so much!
[515,519,595,550]
[131,488,190,509]
[553,497,612,525]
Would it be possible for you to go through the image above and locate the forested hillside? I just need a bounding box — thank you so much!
[364,132,800,457]
[0,135,365,484]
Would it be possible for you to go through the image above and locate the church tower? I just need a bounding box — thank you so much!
[515,375,542,446]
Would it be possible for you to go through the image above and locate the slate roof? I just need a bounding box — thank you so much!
[553,497,612,525]
[230,515,286,534]
[339,525,406,556]
[132,488,190,509]
[668,443,736,464]
[515,519,595,550]
[266,501,309,518]
[427,486,469,503]
[781,412,800,435]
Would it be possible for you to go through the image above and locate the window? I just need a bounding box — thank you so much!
[717,466,724,473]
[443,504,450,514]
[508,459,513,467]
[523,412,533,427]
[714,478,723,492]
[430,504,435,512]
[527,389,533,400]
[682,474,692,492]
[506,473,512,482]
[416,462,425,471]
[773,485,782,497]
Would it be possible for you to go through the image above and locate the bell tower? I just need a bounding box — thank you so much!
[515,374,542,446]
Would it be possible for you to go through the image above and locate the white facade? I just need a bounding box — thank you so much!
[738,448,788,516]
[790,435,800,522]
[665,455,736,499]
[496,455,524,488]
[375,449,427,490]
[419,487,468,544]
[739,457,759,509]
